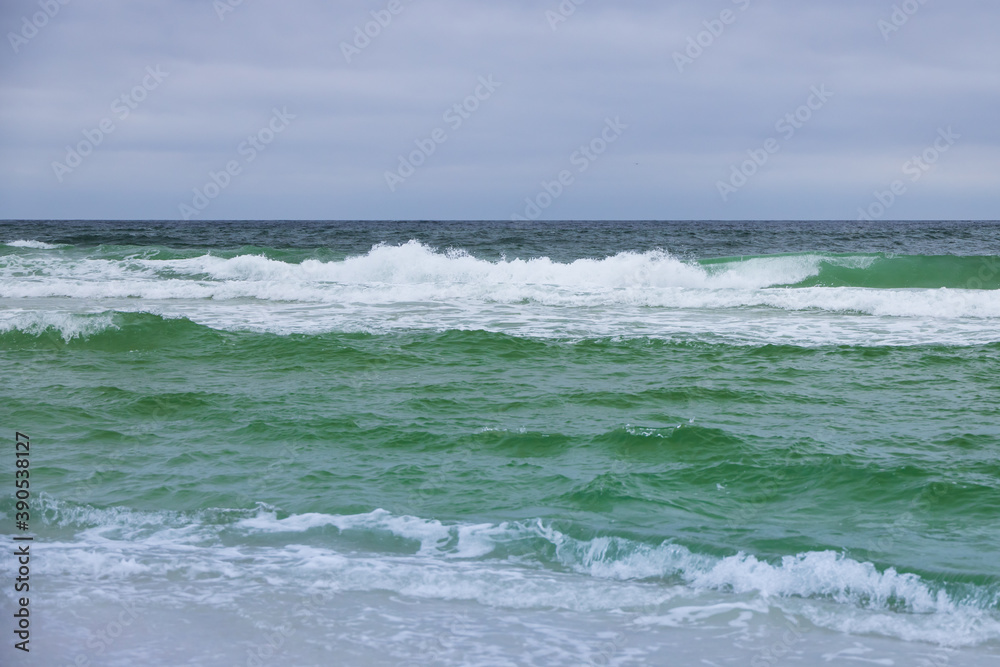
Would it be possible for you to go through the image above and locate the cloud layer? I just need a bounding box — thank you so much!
[1,0,997,220]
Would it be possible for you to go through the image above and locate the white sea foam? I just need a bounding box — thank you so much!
[0,309,119,340]
[8,502,999,648]
[3,239,62,249]
[234,509,1000,643]
[0,241,863,293]
[145,243,821,290]
[2,242,999,345]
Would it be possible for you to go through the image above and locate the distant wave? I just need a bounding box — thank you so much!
[3,242,1000,345]
[91,243,1000,291]
[1,240,998,301]
[3,239,63,249]
[3,308,1000,349]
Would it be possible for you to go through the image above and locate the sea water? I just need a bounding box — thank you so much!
[1,221,998,666]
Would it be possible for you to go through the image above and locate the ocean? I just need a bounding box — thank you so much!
[1,220,998,666]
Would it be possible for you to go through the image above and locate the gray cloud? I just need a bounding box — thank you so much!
[1,0,997,220]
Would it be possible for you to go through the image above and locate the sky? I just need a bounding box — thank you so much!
[0,0,997,221]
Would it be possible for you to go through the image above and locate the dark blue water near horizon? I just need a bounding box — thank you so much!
[2,219,999,261]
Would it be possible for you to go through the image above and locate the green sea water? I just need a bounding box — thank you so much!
[2,221,999,666]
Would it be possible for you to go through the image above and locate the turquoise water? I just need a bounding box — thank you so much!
[2,221,999,665]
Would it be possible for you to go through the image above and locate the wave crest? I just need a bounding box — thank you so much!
[3,239,63,249]
[3,242,1000,344]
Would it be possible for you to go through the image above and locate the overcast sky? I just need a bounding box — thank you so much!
[1,0,997,221]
